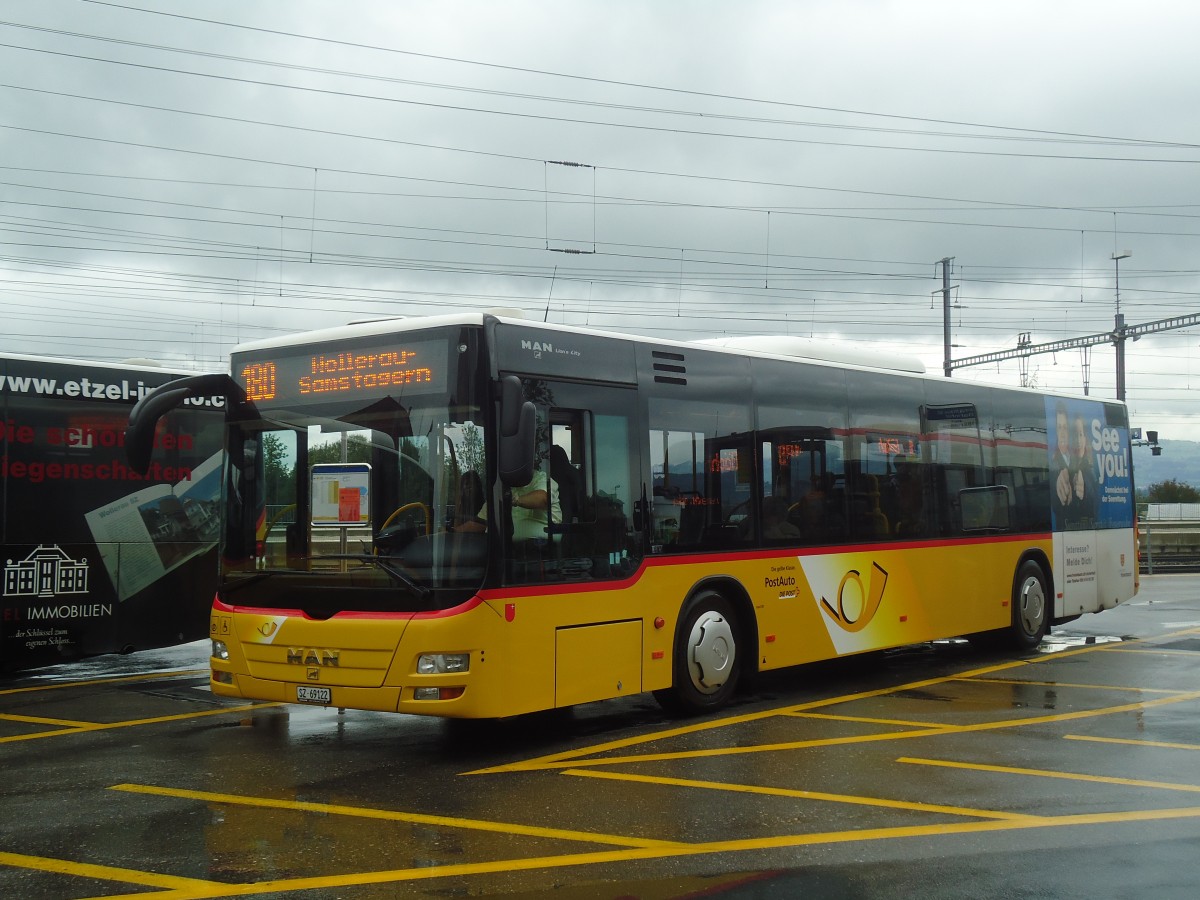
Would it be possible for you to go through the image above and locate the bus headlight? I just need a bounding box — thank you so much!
[211,639,230,661]
[417,653,470,674]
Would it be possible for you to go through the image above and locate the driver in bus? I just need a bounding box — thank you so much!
[509,473,561,542]
[455,467,561,543]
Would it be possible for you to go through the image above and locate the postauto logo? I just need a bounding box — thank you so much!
[800,556,894,654]
[819,561,889,634]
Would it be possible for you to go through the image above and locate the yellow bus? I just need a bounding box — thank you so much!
[125,312,1138,718]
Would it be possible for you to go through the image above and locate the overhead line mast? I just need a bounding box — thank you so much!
[947,311,1200,399]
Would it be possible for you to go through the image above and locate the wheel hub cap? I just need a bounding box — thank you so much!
[688,611,735,693]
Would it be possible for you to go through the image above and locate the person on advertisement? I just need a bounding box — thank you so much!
[1067,412,1100,528]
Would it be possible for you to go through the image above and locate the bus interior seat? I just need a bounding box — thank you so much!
[853,475,890,536]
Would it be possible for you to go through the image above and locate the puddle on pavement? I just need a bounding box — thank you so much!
[1037,633,1126,653]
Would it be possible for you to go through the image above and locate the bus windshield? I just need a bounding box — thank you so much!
[220,328,488,616]
[222,402,488,615]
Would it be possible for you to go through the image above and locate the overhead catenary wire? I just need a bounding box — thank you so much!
[0,3,1195,427]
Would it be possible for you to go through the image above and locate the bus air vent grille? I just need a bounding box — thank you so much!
[652,350,687,384]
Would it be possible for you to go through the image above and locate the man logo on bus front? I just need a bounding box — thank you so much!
[820,562,889,633]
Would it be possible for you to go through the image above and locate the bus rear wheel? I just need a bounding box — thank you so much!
[654,591,741,715]
[1009,560,1049,650]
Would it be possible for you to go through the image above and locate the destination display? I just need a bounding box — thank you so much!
[234,338,448,408]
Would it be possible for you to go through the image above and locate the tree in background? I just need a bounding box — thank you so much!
[458,422,484,476]
[262,433,295,507]
[1146,479,1200,503]
[309,434,373,465]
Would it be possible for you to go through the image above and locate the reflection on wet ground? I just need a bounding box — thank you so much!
[1038,633,1127,652]
[9,639,209,684]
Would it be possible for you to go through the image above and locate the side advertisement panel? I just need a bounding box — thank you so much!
[1045,396,1135,616]
[1045,396,1133,533]
[1,357,224,670]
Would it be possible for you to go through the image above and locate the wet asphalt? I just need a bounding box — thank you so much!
[2,574,1198,899]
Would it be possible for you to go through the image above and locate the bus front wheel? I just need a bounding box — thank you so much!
[654,591,741,715]
[1009,560,1049,650]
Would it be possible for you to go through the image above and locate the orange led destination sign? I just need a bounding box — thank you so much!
[303,349,430,395]
[235,338,447,406]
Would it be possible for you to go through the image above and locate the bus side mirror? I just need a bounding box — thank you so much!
[126,373,241,474]
[497,375,535,487]
[128,386,190,472]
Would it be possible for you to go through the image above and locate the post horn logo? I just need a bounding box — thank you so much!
[820,561,889,633]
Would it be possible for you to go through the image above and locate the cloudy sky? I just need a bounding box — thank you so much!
[3,1,1200,438]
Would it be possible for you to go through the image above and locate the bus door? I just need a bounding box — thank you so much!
[503,378,643,586]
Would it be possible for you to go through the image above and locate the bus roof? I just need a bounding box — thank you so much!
[230,310,926,373]
[228,311,1115,404]
[0,350,200,376]
[693,335,925,373]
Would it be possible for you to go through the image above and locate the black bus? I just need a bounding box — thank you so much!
[1,352,223,671]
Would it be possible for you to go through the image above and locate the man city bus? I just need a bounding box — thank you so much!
[125,312,1137,718]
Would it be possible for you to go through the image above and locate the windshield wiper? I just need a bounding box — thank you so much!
[316,554,430,598]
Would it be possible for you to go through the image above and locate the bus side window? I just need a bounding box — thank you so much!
[760,431,847,545]
[648,395,754,553]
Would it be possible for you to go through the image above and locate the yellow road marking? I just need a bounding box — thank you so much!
[0,713,98,728]
[466,668,1023,776]
[0,669,207,696]
[43,806,1200,899]
[899,756,1200,793]
[0,703,279,744]
[472,690,1200,774]
[788,712,947,728]
[1087,645,1200,657]
[1,627,1194,898]
[467,641,1139,776]
[963,677,1179,694]
[1065,734,1200,751]
[110,783,686,849]
[475,727,959,773]
[927,690,1200,733]
[561,768,1042,821]
[0,849,219,891]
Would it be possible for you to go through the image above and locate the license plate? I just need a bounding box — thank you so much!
[296,686,331,705]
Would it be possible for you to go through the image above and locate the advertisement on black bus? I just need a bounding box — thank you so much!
[1,354,223,671]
